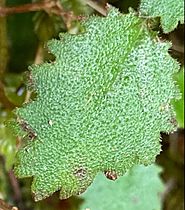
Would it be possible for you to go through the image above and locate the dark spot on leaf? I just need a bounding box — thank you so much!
[104,170,118,180]
[18,119,37,140]
[27,132,37,140]
[74,168,87,180]
[169,117,178,127]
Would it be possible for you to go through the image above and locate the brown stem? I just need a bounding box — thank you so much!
[85,0,107,16]
[0,0,54,16]
[0,157,19,210]
[0,0,78,30]
[0,0,9,76]
[8,170,23,210]
[0,0,73,18]
[0,0,107,18]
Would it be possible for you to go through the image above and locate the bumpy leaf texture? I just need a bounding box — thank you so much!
[80,164,164,210]
[139,0,184,33]
[14,7,180,201]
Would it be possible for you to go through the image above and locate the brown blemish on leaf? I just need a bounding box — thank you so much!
[104,170,118,181]
[17,118,37,140]
[24,71,35,90]
[75,168,87,179]
[169,117,178,127]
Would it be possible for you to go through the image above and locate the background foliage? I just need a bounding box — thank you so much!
[0,0,184,210]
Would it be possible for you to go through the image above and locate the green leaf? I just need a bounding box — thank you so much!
[139,0,184,33]
[13,7,180,201]
[79,164,164,210]
[60,0,93,15]
[33,12,65,43]
[172,69,184,128]
[0,110,17,170]
[0,160,9,200]
[3,73,26,107]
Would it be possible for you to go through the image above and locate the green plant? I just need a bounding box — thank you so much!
[139,0,184,33]
[12,5,180,201]
[80,164,164,210]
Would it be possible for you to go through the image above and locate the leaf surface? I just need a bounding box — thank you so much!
[79,164,164,210]
[0,110,17,171]
[139,0,184,33]
[13,7,180,201]
[172,69,184,128]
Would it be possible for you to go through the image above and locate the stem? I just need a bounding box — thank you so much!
[85,0,107,16]
[0,157,19,210]
[0,0,9,76]
[0,0,73,18]
[8,170,22,201]
[0,0,107,18]
[8,170,23,209]
[0,2,40,15]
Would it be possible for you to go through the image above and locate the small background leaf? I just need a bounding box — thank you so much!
[0,109,17,170]
[139,0,184,33]
[3,73,26,107]
[172,69,184,128]
[60,0,93,15]
[79,164,164,210]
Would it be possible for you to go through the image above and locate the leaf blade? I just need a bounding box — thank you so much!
[13,7,180,200]
[139,0,184,33]
[79,164,164,210]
